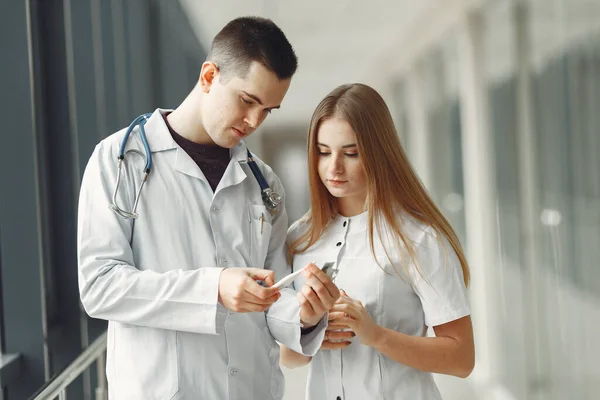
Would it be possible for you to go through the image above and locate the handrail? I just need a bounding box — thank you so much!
[29,331,107,400]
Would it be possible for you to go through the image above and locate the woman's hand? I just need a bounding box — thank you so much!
[320,311,355,350]
[330,290,382,348]
[298,263,340,327]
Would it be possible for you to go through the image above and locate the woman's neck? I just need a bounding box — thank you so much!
[336,196,366,217]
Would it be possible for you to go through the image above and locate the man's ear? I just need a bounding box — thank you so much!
[199,61,219,93]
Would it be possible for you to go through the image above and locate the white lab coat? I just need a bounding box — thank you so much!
[77,109,326,400]
[289,212,470,400]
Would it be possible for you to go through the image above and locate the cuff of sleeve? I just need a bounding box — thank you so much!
[215,303,230,334]
[201,267,225,334]
[266,289,328,355]
[300,324,319,335]
[297,315,328,356]
[425,307,471,327]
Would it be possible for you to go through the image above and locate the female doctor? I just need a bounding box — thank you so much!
[281,83,475,399]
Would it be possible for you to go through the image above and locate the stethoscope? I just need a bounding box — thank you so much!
[109,113,283,219]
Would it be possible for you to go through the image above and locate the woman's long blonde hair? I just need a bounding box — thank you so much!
[288,83,470,286]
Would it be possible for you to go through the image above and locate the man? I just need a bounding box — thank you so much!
[78,17,339,399]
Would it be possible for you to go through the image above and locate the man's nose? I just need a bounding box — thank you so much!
[244,110,262,129]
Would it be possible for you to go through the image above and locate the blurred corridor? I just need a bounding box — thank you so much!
[1,0,599,399]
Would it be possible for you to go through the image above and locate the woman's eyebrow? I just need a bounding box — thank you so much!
[317,143,357,148]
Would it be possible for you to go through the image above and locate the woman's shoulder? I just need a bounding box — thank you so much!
[286,214,311,242]
[397,212,438,248]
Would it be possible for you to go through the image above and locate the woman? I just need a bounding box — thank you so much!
[281,83,475,399]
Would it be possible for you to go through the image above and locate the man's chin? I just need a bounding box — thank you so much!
[216,135,241,149]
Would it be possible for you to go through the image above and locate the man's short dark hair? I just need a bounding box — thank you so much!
[208,16,298,81]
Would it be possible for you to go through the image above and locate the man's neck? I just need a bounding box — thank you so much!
[166,96,214,145]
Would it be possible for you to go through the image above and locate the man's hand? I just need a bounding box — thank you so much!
[218,268,280,313]
[298,263,340,327]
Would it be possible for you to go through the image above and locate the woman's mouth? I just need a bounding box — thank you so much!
[328,179,348,186]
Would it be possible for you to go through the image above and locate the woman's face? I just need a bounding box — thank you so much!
[316,117,367,215]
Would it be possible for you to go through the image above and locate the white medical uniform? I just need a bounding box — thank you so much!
[77,109,325,399]
[289,211,470,400]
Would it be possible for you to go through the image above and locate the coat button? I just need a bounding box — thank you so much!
[220,258,228,265]
[336,396,342,400]
[229,367,238,376]
[211,205,219,212]
[343,221,347,227]
[336,242,342,247]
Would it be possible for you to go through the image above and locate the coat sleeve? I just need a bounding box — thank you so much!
[262,176,326,356]
[78,142,225,334]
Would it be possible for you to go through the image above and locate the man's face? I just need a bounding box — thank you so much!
[201,61,291,148]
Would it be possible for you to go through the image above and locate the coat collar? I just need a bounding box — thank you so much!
[142,108,178,153]
[141,109,251,189]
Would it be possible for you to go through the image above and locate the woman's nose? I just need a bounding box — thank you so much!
[330,155,344,174]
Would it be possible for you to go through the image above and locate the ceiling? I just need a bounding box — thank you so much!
[179,0,434,129]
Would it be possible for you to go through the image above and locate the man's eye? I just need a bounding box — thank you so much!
[241,97,252,105]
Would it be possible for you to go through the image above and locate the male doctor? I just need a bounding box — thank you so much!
[77,17,339,399]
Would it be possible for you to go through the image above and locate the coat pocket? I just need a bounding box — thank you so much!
[249,204,273,266]
[269,346,285,399]
[113,324,178,399]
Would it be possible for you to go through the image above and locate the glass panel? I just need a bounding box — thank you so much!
[481,1,600,397]
[528,0,600,397]
[482,2,531,398]
[391,80,410,149]
[422,33,467,245]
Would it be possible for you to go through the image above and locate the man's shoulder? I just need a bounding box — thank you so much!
[92,127,129,158]
[244,148,284,190]
[246,150,274,172]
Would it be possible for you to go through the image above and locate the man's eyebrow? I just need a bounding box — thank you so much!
[317,143,357,148]
[242,91,281,110]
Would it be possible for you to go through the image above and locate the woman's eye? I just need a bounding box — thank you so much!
[318,152,331,156]
[241,97,252,105]
[345,153,358,157]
